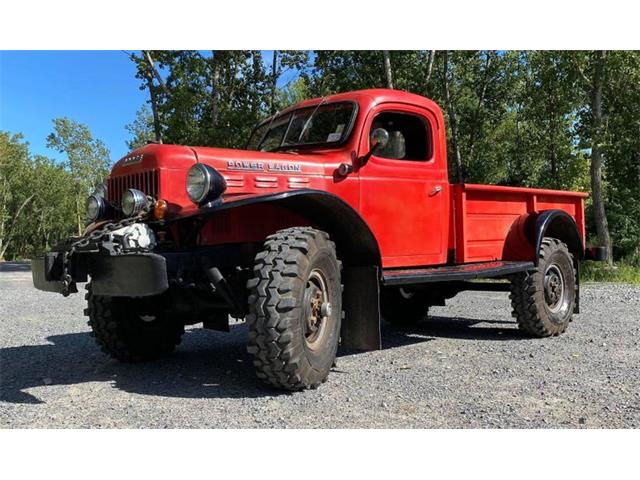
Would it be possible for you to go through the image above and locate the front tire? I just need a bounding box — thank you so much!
[84,284,185,362]
[510,237,576,337]
[246,227,342,391]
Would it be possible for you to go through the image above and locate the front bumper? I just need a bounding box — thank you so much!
[32,251,169,297]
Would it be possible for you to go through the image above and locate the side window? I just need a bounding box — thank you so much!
[370,112,432,161]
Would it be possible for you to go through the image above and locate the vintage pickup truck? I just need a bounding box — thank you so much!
[32,89,606,390]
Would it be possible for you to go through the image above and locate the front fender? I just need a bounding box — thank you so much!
[168,189,383,351]
[168,189,382,268]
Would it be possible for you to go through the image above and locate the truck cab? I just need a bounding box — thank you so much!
[32,89,606,391]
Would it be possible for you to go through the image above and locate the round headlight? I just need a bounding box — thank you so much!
[186,164,208,203]
[86,195,106,223]
[122,189,148,217]
[186,163,227,205]
[94,182,107,198]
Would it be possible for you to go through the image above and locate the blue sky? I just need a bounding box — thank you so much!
[0,50,304,163]
[1,51,148,162]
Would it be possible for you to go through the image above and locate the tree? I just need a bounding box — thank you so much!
[127,50,167,143]
[599,51,640,263]
[267,50,310,114]
[0,132,78,260]
[424,50,436,96]
[46,118,111,235]
[0,132,34,260]
[382,50,393,89]
[442,51,463,183]
[125,104,155,150]
[572,51,614,265]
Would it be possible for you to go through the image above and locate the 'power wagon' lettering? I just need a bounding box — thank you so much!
[227,160,302,172]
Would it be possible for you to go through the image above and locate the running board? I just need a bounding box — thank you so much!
[382,261,534,286]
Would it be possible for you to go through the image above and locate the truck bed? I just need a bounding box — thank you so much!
[452,183,588,264]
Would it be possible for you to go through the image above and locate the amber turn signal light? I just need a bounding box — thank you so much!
[154,199,168,219]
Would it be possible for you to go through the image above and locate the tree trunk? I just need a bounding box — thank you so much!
[210,51,221,132]
[442,52,463,183]
[424,50,436,96]
[76,193,83,236]
[146,72,163,143]
[143,51,169,95]
[590,50,613,265]
[467,52,493,167]
[0,193,34,260]
[383,50,394,89]
[270,50,278,115]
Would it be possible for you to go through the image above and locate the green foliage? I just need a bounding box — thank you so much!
[125,105,155,150]
[46,117,111,235]
[0,132,78,259]
[582,260,640,284]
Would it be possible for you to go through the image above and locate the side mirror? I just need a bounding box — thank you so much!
[370,128,390,150]
[360,128,389,166]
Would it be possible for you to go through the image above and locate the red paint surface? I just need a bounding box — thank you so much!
[107,89,588,268]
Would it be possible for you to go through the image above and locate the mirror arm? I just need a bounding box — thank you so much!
[358,143,381,167]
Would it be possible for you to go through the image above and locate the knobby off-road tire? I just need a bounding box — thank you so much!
[246,227,343,391]
[381,287,430,326]
[510,237,576,337]
[84,284,185,362]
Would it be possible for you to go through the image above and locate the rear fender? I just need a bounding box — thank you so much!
[533,209,584,265]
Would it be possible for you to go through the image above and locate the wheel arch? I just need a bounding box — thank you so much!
[533,209,584,266]
[185,189,382,268]
[182,189,383,351]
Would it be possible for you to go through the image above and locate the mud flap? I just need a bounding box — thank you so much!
[341,265,381,351]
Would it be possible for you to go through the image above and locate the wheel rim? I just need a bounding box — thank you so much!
[399,287,415,300]
[303,269,331,350]
[543,264,568,314]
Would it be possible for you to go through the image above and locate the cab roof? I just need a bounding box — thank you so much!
[277,88,443,118]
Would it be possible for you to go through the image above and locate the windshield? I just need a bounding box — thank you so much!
[247,102,356,152]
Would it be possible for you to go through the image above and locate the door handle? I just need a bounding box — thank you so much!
[430,185,442,196]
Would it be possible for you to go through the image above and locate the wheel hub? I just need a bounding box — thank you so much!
[544,264,565,313]
[304,269,331,348]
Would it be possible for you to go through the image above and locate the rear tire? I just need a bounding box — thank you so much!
[246,227,342,391]
[510,237,576,337]
[381,287,430,326]
[84,284,185,362]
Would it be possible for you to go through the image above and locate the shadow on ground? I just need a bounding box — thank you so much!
[0,315,525,404]
[0,262,31,273]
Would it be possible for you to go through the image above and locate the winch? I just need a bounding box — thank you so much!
[109,223,156,251]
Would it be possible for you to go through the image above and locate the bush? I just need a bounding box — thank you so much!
[581,259,640,284]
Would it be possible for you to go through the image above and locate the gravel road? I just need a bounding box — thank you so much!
[1,261,638,428]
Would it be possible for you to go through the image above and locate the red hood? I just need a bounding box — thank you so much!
[109,143,345,219]
[112,143,328,177]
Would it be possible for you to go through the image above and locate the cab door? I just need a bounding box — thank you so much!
[357,103,449,268]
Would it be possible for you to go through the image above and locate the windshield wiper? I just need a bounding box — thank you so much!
[296,96,327,143]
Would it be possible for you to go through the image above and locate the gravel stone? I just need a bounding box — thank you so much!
[1,262,639,428]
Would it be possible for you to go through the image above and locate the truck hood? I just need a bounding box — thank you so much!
[112,143,327,178]
[109,144,336,218]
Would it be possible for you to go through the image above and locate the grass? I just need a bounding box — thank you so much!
[581,260,640,284]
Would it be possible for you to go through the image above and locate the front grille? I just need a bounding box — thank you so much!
[107,169,159,216]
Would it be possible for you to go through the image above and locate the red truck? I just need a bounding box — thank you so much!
[33,89,606,390]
